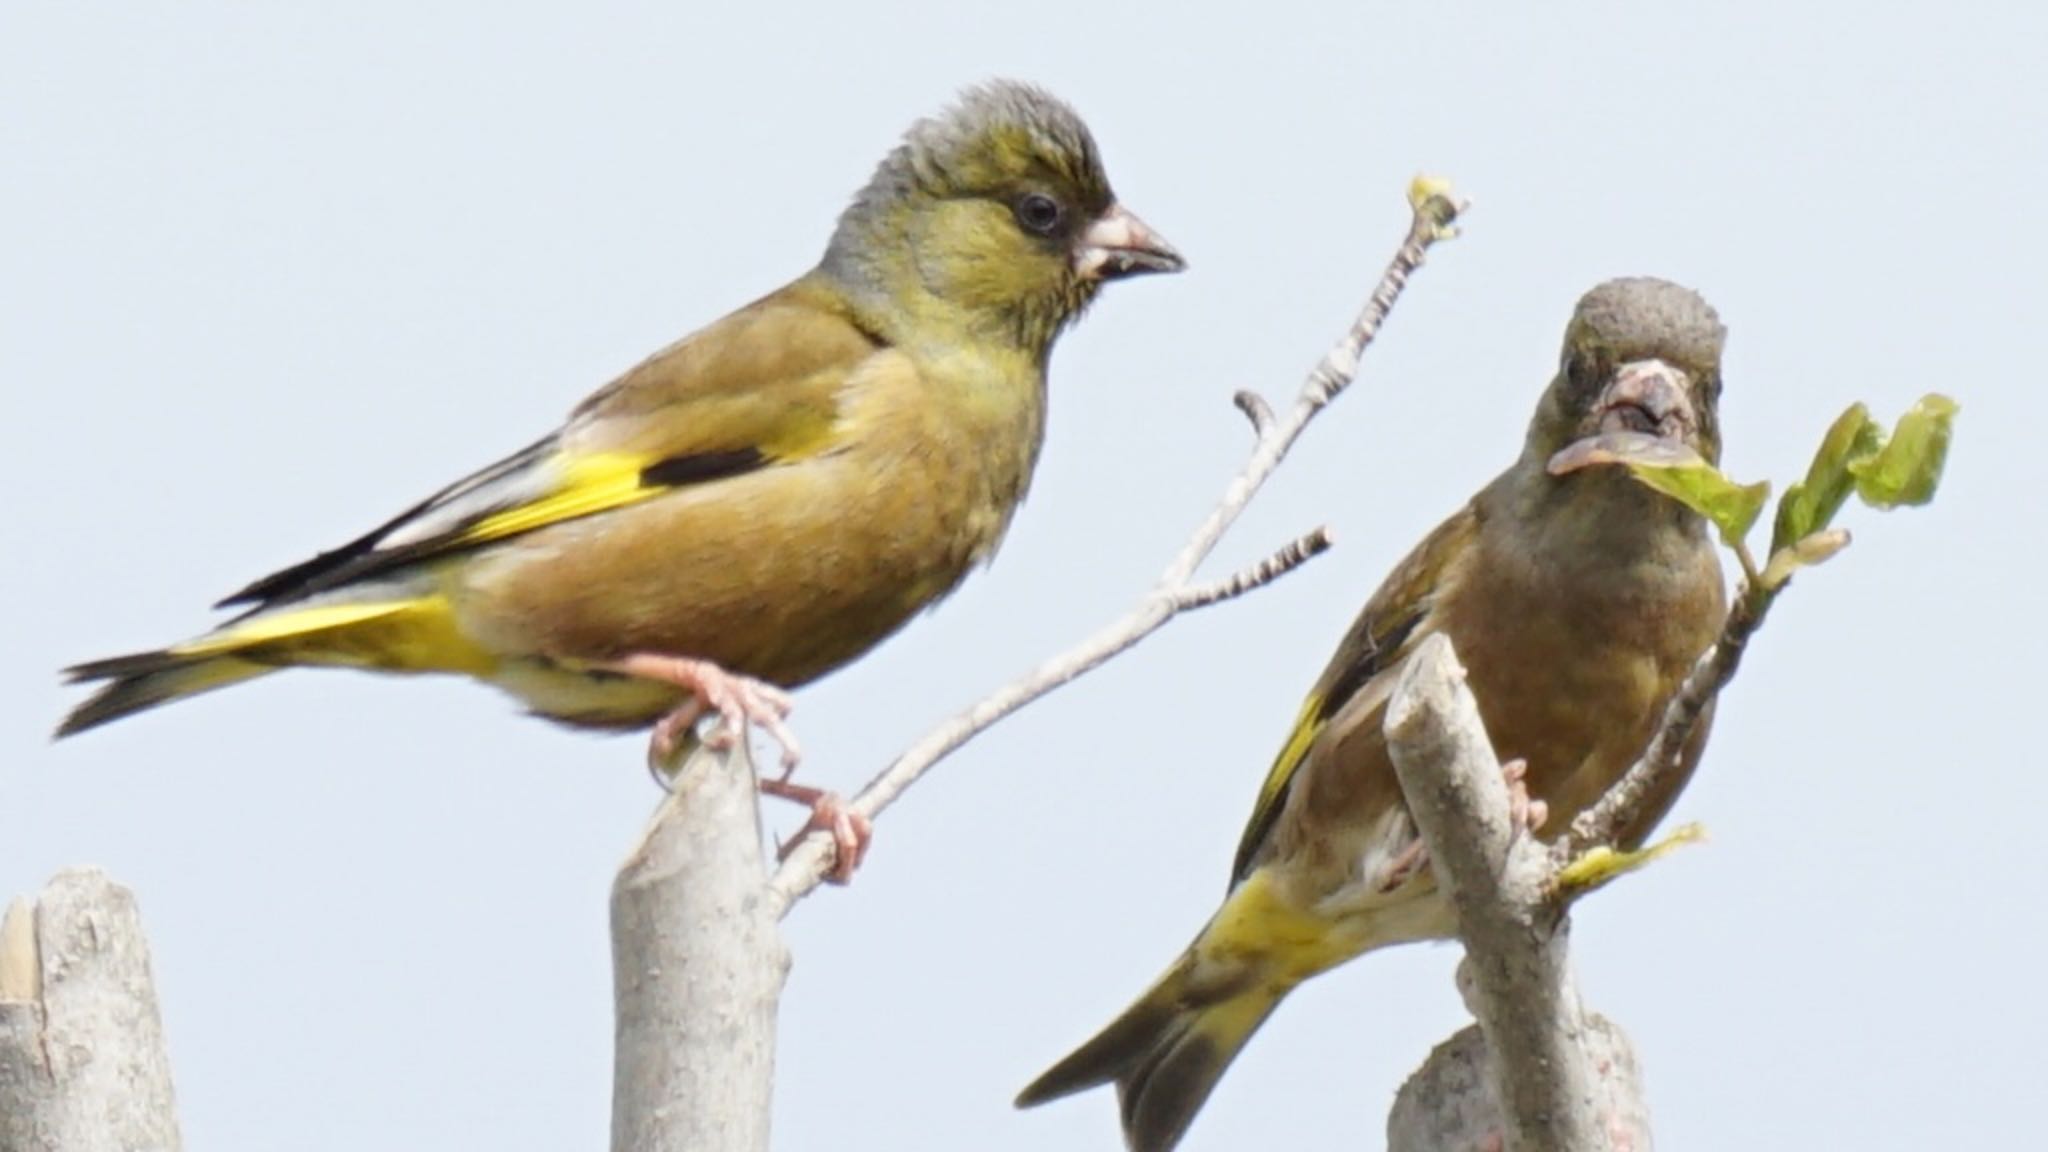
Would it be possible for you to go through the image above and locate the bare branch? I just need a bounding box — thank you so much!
[1154,186,1467,592]
[1385,634,1640,1152]
[1232,389,1277,438]
[612,739,788,1152]
[766,183,1467,914]
[1387,503,1824,1145]
[1173,525,1334,612]
[0,869,182,1152]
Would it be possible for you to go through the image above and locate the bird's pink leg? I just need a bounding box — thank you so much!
[1378,758,1549,893]
[1378,835,1431,894]
[1500,757,1550,837]
[602,653,870,883]
[761,776,873,885]
[601,653,802,768]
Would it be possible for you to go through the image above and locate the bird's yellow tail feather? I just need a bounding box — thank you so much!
[56,653,277,738]
[57,596,484,737]
[1017,953,1288,1152]
[1018,871,1349,1152]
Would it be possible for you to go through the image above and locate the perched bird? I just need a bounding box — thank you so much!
[57,81,1183,878]
[1017,278,1730,1150]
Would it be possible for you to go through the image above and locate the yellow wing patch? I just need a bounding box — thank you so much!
[457,451,656,546]
[1230,693,1327,884]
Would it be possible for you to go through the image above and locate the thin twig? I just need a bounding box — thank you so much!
[1233,390,1277,438]
[763,183,1469,917]
[1153,188,1464,594]
[1174,526,1335,611]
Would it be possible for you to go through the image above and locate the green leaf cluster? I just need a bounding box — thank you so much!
[1605,394,1957,589]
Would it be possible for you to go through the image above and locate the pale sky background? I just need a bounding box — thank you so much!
[4,3,2041,1149]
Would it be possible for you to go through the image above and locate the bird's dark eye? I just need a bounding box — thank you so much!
[1014,193,1064,237]
[1564,350,1602,397]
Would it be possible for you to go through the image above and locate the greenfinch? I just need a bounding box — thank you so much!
[1017,278,1729,1151]
[57,80,1182,874]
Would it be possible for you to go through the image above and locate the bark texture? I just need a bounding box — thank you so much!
[1385,635,1651,1151]
[610,739,788,1152]
[0,869,181,1152]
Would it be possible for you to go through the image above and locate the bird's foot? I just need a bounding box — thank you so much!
[1501,758,1550,838]
[1377,760,1549,894]
[604,654,801,770]
[761,775,872,884]
[645,696,707,779]
[1379,836,1431,894]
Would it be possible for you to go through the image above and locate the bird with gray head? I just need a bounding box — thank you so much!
[1019,277,1728,1151]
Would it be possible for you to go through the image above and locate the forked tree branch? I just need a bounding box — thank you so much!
[604,183,1468,1152]
[1385,636,1649,1152]
[764,182,1468,916]
[1385,557,1795,1148]
[0,181,1470,1152]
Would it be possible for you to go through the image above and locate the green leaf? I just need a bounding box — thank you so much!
[1770,403,1882,554]
[1549,432,1770,547]
[1849,393,1958,508]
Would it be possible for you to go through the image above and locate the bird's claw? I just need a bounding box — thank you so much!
[605,652,865,880]
[1379,836,1431,894]
[605,654,802,773]
[697,676,802,770]
[1500,758,1550,838]
[647,696,708,774]
[762,778,872,884]
[1378,759,1549,893]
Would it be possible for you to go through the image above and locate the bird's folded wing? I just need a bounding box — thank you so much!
[1228,507,1478,886]
[218,284,880,611]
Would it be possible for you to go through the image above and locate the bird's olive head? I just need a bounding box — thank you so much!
[1533,277,1727,478]
[822,80,1183,354]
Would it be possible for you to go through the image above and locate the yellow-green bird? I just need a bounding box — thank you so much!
[1017,278,1730,1150]
[57,80,1182,877]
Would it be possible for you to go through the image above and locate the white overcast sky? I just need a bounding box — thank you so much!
[5,3,2041,1150]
